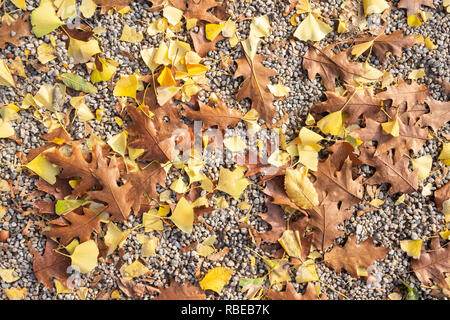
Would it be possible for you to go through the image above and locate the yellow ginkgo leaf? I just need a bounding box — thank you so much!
[411,155,432,181]
[268,83,291,97]
[351,40,374,58]
[265,258,291,287]
[223,136,247,153]
[67,39,101,64]
[363,0,390,16]
[107,131,128,157]
[0,59,15,87]
[241,35,260,61]
[70,240,99,273]
[55,279,73,294]
[70,96,95,122]
[438,143,450,166]
[31,0,64,37]
[143,209,164,232]
[65,239,79,255]
[186,18,198,30]
[91,58,118,83]
[216,167,250,200]
[199,267,233,294]
[197,235,216,257]
[267,149,290,168]
[293,13,332,42]
[337,20,348,34]
[113,75,138,99]
[285,167,319,209]
[215,196,229,208]
[0,269,19,283]
[37,43,57,64]
[408,69,426,80]
[424,37,437,50]
[25,153,61,185]
[242,109,261,133]
[170,177,188,194]
[317,110,343,136]
[55,0,77,20]
[136,234,159,257]
[11,0,27,10]
[407,14,422,27]
[205,23,224,41]
[381,117,400,137]
[298,144,319,171]
[400,239,423,259]
[163,5,183,26]
[120,25,144,43]
[4,287,27,300]
[104,222,130,255]
[157,66,176,87]
[0,119,15,138]
[299,127,323,147]
[170,197,194,233]
[295,260,319,283]
[278,230,303,260]
[250,15,271,38]
[120,260,149,279]
[140,48,159,72]
[222,20,236,38]
[9,56,27,78]
[369,198,385,207]
[80,0,97,18]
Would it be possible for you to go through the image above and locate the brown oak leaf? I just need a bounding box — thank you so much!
[93,0,132,13]
[30,239,71,291]
[154,279,206,300]
[325,141,363,171]
[0,13,32,49]
[398,0,435,16]
[412,238,450,290]
[234,54,278,124]
[190,26,224,57]
[43,208,102,245]
[116,277,159,298]
[324,235,389,277]
[266,282,327,300]
[376,78,429,108]
[257,202,286,243]
[420,99,450,132]
[182,99,243,130]
[302,44,367,91]
[434,182,450,212]
[184,0,223,23]
[359,145,418,194]
[33,178,72,214]
[263,176,304,212]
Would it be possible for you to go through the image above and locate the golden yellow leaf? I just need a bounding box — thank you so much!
[80,0,97,18]
[400,239,423,259]
[4,287,27,300]
[11,0,27,10]
[163,5,183,25]
[408,69,426,80]
[113,74,138,99]
[170,197,194,233]
[223,136,247,153]
[411,155,432,181]
[216,167,250,200]
[293,13,332,42]
[67,39,101,64]
[120,260,149,279]
[222,20,236,38]
[317,110,343,136]
[120,25,143,43]
[0,59,15,87]
[205,23,224,41]
[250,15,271,38]
[170,177,188,194]
[55,279,73,294]
[424,37,437,50]
[157,66,176,87]
[369,198,385,207]
[91,58,118,83]
[295,260,319,283]
[438,143,450,166]
[143,209,164,232]
[199,267,233,294]
[363,0,390,16]
[31,0,64,37]
[215,196,229,208]
[278,230,303,259]
[267,149,290,168]
[381,117,400,137]
[285,167,319,209]
[70,240,99,273]
[407,14,422,27]
[268,83,291,97]
[25,153,61,185]
[0,269,19,283]
[351,40,374,58]
[107,131,128,157]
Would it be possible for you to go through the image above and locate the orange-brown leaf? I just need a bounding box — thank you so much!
[266,282,327,300]
[0,13,32,49]
[154,279,206,300]
[398,0,435,16]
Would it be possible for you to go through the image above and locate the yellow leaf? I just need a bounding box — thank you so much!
[54,0,77,20]
[111,289,121,299]
[337,20,348,34]
[9,56,26,78]
[400,239,423,259]
[369,198,385,207]
[143,209,163,232]
[241,35,260,61]
[136,234,159,257]
[395,194,405,205]
[186,18,198,30]
[237,201,250,210]
[37,43,57,64]
[120,25,143,43]
[299,127,323,147]
[438,143,450,165]
[265,258,291,287]
[317,110,343,135]
[357,267,369,277]
[201,178,214,193]
[104,222,129,255]
[293,13,332,42]
[0,59,15,87]
[113,75,138,99]
[11,0,27,10]
[422,183,433,196]
[31,0,64,37]
[197,235,216,257]
[163,5,183,25]
[278,230,303,259]
[267,149,290,167]
[298,144,319,171]
[0,269,19,283]
[55,279,73,294]
[170,197,194,233]
[216,167,250,200]
[411,155,432,181]
[284,167,319,209]
[242,109,261,133]
[363,0,390,16]
[305,113,315,125]
[0,119,15,138]
[4,287,27,300]
[440,230,450,240]
[70,96,94,122]
[67,39,101,64]
[381,117,400,137]
[424,37,437,50]
[199,267,233,294]
[140,48,159,72]
[65,239,79,255]
[222,20,236,38]
[295,260,319,283]
[168,40,191,69]
[351,40,374,58]
[120,260,149,279]
[80,0,97,18]
[268,83,290,97]
[156,86,180,106]
[91,58,118,83]
[205,23,224,41]
[107,131,128,157]
[223,136,247,153]
[26,153,61,185]
[170,177,188,193]
[157,66,176,87]
[70,240,99,273]
[296,0,311,13]
[250,15,271,38]
[407,14,422,27]
[215,196,229,208]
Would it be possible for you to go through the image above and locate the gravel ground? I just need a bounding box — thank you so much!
[0,0,449,300]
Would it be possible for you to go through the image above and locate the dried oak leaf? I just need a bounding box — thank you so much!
[190,26,224,57]
[234,54,278,124]
[352,30,415,64]
[312,158,363,211]
[182,99,243,130]
[127,104,191,163]
[324,235,389,278]
[125,161,167,215]
[266,282,327,300]
[240,149,287,183]
[43,208,101,245]
[257,202,286,243]
[325,141,362,171]
[0,13,32,49]
[44,143,101,196]
[93,0,132,13]
[312,89,382,125]
[154,279,206,300]
[30,239,71,291]
[412,238,449,290]
[33,177,72,214]
[359,145,418,194]
[398,0,435,16]
[308,200,353,251]
[420,99,450,132]
[263,176,303,212]
[434,182,450,212]
[184,0,223,23]
[354,118,428,164]
[117,277,159,298]
[302,44,367,91]
[87,155,134,222]
[376,78,429,108]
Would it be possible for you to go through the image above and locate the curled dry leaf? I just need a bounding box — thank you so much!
[154,279,206,300]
